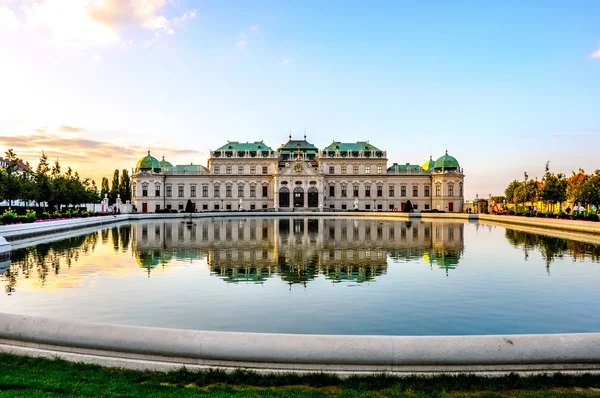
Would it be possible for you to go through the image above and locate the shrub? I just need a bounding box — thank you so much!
[507,210,515,215]
[584,212,599,222]
[25,210,37,223]
[535,212,545,218]
[557,211,568,219]
[565,207,571,215]
[40,211,51,220]
[1,209,18,224]
[545,211,553,218]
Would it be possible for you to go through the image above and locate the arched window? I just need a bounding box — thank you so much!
[293,187,304,208]
[279,187,290,207]
[308,187,318,208]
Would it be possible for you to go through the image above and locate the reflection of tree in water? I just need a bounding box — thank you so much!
[505,229,600,272]
[2,227,132,292]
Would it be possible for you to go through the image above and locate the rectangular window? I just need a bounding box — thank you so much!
[250,186,256,197]
[190,186,196,197]
[425,203,430,210]
[413,186,418,197]
[389,204,394,210]
[436,185,441,197]
[214,166,220,174]
[365,186,371,197]
[214,185,220,197]
[178,186,184,197]
[353,165,359,174]
[377,166,383,174]
[250,204,256,210]
[329,185,335,197]
[202,204,208,210]
[365,203,371,210]
[262,166,268,174]
[250,166,256,174]
[155,204,160,212]
[449,185,454,196]
[401,186,406,197]
[202,186,208,197]
[342,203,347,210]
[226,165,232,174]
[178,204,184,211]
[238,185,244,197]
[214,203,220,210]
[142,186,148,197]
[389,186,394,197]
[238,165,244,174]
[155,187,160,197]
[377,186,383,197]
[353,186,359,197]
[413,203,418,210]
[341,186,347,197]
[262,186,268,197]
[425,186,430,196]
[377,204,382,210]
[365,166,371,174]
[226,186,232,197]
[329,165,334,174]
[341,165,347,174]
[166,186,172,197]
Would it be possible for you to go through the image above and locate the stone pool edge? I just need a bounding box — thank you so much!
[0,312,599,376]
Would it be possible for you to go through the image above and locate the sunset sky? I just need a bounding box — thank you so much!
[0,0,599,198]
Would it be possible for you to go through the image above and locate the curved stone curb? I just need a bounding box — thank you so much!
[1,313,599,375]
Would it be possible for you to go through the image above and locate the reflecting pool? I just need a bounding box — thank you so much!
[2,217,600,335]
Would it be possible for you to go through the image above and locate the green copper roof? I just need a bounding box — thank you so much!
[173,164,207,173]
[434,151,460,170]
[159,156,173,171]
[214,141,273,152]
[277,137,318,153]
[422,156,436,171]
[322,141,382,153]
[136,151,161,171]
[387,163,423,173]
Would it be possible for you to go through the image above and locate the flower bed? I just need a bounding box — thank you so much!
[1,209,112,225]
[503,209,599,222]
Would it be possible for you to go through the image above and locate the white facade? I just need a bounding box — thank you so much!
[131,139,465,213]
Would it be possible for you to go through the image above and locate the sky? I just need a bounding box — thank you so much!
[0,0,598,198]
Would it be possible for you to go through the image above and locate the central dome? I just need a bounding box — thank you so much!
[136,151,161,172]
[159,156,173,171]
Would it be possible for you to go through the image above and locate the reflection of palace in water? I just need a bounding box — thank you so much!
[132,218,466,285]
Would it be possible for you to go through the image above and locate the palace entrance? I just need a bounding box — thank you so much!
[279,187,290,208]
[307,187,318,208]
[142,203,147,213]
[293,187,304,208]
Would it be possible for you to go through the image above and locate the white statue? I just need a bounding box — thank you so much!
[353,198,359,210]
[238,198,243,211]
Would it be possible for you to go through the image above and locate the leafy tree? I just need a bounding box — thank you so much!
[119,169,131,203]
[505,180,522,209]
[566,169,587,205]
[403,200,413,213]
[100,177,109,201]
[110,169,120,204]
[540,168,567,212]
[1,149,23,206]
[20,163,37,207]
[35,152,53,210]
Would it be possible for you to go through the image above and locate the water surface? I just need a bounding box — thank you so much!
[2,217,599,335]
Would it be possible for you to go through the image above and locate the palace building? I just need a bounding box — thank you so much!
[131,136,464,213]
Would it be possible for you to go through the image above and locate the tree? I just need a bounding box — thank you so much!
[185,199,194,213]
[505,180,522,209]
[110,169,120,204]
[100,177,109,201]
[540,162,567,212]
[35,151,53,210]
[403,200,413,213]
[1,149,23,207]
[20,162,37,207]
[119,169,131,203]
[566,169,587,206]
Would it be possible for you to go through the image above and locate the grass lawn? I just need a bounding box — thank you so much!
[1,353,600,397]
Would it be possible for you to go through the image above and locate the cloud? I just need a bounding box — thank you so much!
[0,129,199,180]
[591,47,600,59]
[58,125,83,133]
[0,6,19,30]
[13,0,195,48]
[236,24,258,49]
[93,53,103,62]
[281,58,291,65]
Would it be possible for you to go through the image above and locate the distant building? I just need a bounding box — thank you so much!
[0,158,31,173]
[131,136,465,213]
